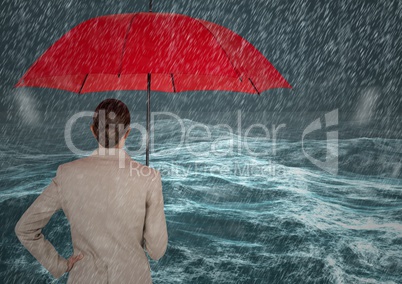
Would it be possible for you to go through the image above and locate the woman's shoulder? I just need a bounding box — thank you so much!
[129,160,160,180]
[56,152,161,181]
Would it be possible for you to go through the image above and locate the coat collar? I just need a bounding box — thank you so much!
[89,147,131,160]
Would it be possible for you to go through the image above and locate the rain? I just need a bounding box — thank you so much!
[1,0,401,283]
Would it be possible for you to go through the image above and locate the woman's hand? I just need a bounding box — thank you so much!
[66,253,84,272]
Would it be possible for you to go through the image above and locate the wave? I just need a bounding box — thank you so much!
[1,118,401,283]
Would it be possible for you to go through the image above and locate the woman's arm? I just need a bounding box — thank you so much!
[143,170,168,260]
[14,166,68,279]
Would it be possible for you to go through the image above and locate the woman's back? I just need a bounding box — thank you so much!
[56,148,167,283]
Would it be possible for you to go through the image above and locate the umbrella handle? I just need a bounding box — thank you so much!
[149,0,152,12]
[146,73,151,166]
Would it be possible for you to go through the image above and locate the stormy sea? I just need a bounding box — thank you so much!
[0,113,401,284]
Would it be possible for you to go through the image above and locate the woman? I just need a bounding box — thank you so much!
[15,99,168,283]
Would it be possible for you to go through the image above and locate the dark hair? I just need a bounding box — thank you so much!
[92,99,131,148]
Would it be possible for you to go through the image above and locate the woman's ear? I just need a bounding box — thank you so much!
[124,127,131,139]
[90,124,97,139]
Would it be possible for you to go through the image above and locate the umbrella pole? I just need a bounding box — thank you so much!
[146,73,151,166]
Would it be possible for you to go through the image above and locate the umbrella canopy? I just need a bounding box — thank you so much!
[15,12,291,165]
[16,12,291,94]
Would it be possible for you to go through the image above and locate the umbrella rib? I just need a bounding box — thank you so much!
[194,19,242,79]
[79,74,89,94]
[118,14,137,77]
[248,78,260,95]
[171,73,176,92]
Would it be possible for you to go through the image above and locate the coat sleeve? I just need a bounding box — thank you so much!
[15,165,68,279]
[143,170,168,260]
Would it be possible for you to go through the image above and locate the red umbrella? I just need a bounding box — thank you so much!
[15,12,291,165]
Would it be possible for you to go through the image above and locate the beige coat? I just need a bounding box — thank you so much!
[15,148,168,283]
